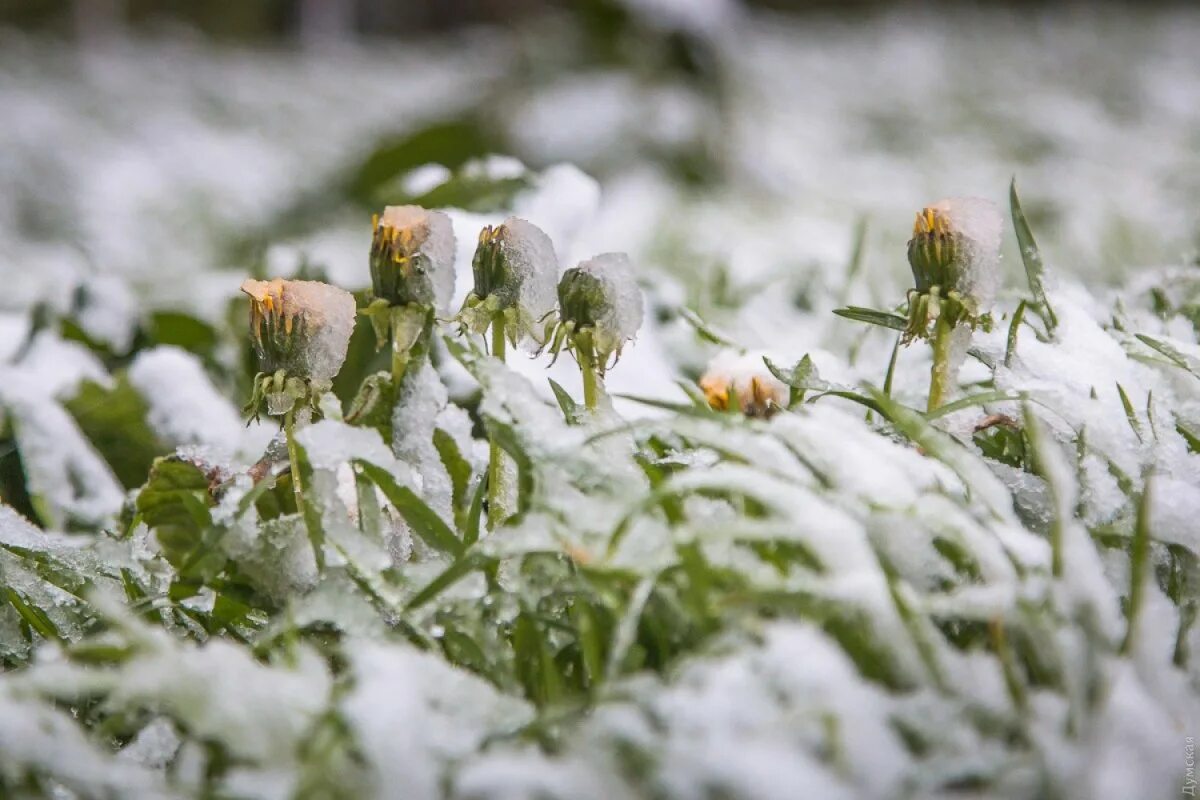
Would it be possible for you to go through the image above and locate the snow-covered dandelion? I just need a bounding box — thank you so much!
[364,205,456,383]
[241,277,355,516]
[242,278,356,421]
[542,252,643,409]
[699,350,788,418]
[368,205,456,312]
[902,197,1002,410]
[457,217,558,348]
[458,217,557,531]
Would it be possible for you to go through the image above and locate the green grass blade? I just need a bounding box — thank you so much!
[1005,300,1027,367]
[924,390,1023,420]
[1121,474,1153,656]
[1010,177,1058,332]
[1116,383,1143,443]
[356,460,464,557]
[832,306,907,332]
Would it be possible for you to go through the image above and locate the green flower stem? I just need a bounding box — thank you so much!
[487,315,509,531]
[578,332,600,410]
[284,405,305,515]
[927,313,956,412]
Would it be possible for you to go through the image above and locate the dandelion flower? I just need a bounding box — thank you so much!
[699,350,788,418]
[242,278,356,418]
[369,205,456,313]
[460,217,558,346]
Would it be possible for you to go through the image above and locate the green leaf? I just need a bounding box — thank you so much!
[136,456,224,580]
[925,390,1022,420]
[512,609,566,707]
[677,307,739,347]
[1176,420,1200,454]
[463,475,487,548]
[407,174,530,214]
[764,354,828,407]
[333,313,392,406]
[1116,383,1143,443]
[547,379,578,423]
[433,428,473,519]
[832,306,906,332]
[354,469,384,542]
[406,551,492,611]
[344,371,397,442]
[355,461,463,557]
[1121,474,1153,656]
[1005,300,1027,367]
[807,389,888,417]
[1022,401,1067,577]
[65,376,166,489]
[612,393,722,419]
[1136,334,1200,379]
[347,116,506,206]
[145,311,218,358]
[1010,177,1058,332]
[872,389,1015,521]
[481,418,535,518]
[3,587,62,643]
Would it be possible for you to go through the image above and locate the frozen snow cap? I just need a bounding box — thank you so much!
[699,349,788,418]
[557,252,644,364]
[465,217,558,343]
[907,196,1003,311]
[370,205,456,312]
[241,278,357,382]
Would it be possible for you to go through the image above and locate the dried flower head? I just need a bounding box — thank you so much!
[458,217,557,345]
[699,350,788,418]
[242,278,356,418]
[904,197,1002,342]
[369,205,456,312]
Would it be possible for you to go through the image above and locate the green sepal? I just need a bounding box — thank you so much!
[361,298,393,350]
[345,371,397,443]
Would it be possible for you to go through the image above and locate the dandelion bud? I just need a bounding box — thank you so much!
[369,205,456,312]
[553,253,643,369]
[699,350,788,418]
[241,278,356,418]
[904,197,1002,341]
[460,217,557,343]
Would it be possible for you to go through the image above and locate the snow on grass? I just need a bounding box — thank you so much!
[1,6,1200,799]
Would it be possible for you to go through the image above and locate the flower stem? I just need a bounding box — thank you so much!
[927,313,956,412]
[487,316,509,531]
[284,405,305,515]
[578,333,600,410]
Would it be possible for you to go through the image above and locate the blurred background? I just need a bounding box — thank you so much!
[1,0,1199,428]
